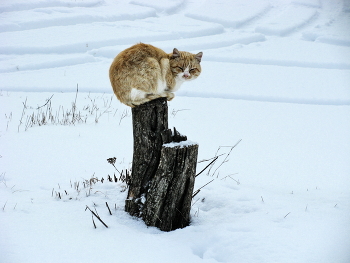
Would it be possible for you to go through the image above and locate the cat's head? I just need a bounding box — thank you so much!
[169,48,202,81]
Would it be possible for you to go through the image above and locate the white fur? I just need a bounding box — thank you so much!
[183,66,190,77]
[176,66,192,85]
[157,78,167,93]
[130,88,146,101]
[173,75,186,92]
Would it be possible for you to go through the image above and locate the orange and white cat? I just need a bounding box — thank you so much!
[109,43,203,107]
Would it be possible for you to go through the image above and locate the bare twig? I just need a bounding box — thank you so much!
[106,202,112,215]
[107,157,121,175]
[36,94,54,110]
[85,206,108,228]
[171,108,190,117]
[18,97,28,132]
[71,84,79,123]
[194,207,199,217]
[192,179,214,198]
[191,198,200,207]
[284,212,291,218]
[196,156,218,177]
[211,139,242,176]
[198,153,225,163]
[2,200,7,211]
[119,108,129,125]
[92,215,97,229]
[220,173,239,184]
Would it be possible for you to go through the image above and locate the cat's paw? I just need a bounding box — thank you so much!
[166,92,175,101]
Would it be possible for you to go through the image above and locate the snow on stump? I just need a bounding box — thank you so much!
[125,97,198,231]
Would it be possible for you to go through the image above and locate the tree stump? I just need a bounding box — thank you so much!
[125,97,198,231]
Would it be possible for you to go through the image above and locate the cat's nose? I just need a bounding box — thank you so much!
[183,73,190,78]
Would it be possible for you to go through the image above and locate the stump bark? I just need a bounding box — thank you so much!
[125,97,198,231]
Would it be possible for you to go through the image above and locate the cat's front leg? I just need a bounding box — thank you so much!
[165,92,175,101]
[146,91,174,101]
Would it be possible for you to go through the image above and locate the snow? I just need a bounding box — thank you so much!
[0,15,223,54]
[130,0,185,13]
[163,140,198,148]
[185,0,271,28]
[1,0,350,262]
[0,3,156,32]
[255,4,319,36]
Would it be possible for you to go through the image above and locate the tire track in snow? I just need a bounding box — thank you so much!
[292,0,321,8]
[177,91,350,106]
[130,0,186,14]
[185,0,271,28]
[0,54,98,73]
[89,33,266,59]
[0,32,265,73]
[0,3,158,33]
[0,15,224,54]
[203,55,350,70]
[255,4,319,36]
[0,0,103,13]
[0,0,349,106]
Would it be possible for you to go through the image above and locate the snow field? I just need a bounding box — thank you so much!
[2,60,349,105]
[1,92,350,263]
[130,0,185,13]
[1,0,350,262]
[185,0,271,28]
[0,15,224,54]
[1,0,349,104]
[0,3,156,32]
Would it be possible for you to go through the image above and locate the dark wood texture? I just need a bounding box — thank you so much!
[125,97,198,231]
[143,143,198,231]
[125,98,168,216]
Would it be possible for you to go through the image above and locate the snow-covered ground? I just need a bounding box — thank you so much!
[1,0,350,262]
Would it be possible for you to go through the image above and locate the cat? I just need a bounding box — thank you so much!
[109,43,203,107]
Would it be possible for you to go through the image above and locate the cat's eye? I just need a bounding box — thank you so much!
[177,66,183,71]
[189,68,196,72]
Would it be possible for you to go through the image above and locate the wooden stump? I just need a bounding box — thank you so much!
[125,98,168,216]
[125,97,198,231]
[143,142,198,231]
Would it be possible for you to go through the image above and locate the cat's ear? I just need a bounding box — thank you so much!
[195,52,203,63]
[172,48,181,59]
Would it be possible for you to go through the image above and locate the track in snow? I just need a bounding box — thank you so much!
[0,0,349,105]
